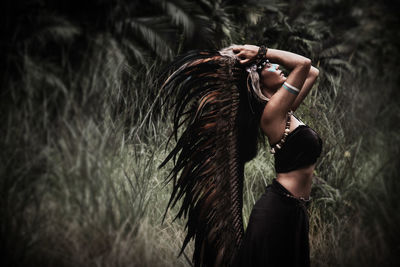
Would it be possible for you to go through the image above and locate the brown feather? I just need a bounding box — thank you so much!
[160,50,247,267]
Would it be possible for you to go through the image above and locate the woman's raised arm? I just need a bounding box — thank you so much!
[261,48,311,143]
[291,66,319,111]
[233,45,318,144]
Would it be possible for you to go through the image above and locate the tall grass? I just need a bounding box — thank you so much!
[1,1,399,267]
[2,48,399,267]
[0,36,192,266]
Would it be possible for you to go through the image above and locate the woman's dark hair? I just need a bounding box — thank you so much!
[218,46,268,163]
[236,67,266,163]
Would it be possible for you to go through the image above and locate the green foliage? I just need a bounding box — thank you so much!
[1,0,399,266]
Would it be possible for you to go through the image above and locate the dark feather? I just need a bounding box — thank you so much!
[160,50,246,267]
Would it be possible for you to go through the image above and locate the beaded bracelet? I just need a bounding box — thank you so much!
[256,45,267,61]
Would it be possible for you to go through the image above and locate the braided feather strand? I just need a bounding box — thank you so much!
[160,51,245,267]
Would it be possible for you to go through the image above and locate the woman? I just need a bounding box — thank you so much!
[160,44,321,267]
[232,45,321,267]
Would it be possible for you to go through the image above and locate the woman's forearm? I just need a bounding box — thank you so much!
[266,48,311,70]
[233,45,310,69]
[291,66,319,111]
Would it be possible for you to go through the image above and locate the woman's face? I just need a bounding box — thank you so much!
[260,63,287,92]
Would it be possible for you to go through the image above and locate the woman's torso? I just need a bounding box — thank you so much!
[265,114,322,199]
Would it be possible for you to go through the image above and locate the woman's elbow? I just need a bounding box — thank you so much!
[303,58,312,67]
[298,58,311,71]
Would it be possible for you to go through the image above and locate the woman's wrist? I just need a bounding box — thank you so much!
[256,45,267,61]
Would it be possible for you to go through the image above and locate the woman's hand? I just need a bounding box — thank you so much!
[232,45,259,64]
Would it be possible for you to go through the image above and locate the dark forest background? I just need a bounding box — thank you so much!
[1,0,399,266]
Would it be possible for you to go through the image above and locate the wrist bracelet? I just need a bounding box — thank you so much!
[257,45,267,61]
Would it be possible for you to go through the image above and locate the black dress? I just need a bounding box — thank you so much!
[234,125,322,267]
[233,179,310,267]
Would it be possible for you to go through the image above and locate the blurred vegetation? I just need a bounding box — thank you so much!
[1,0,399,266]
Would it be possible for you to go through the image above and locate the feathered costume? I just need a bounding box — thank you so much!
[160,47,266,267]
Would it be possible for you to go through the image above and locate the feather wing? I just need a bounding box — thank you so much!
[160,51,245,267]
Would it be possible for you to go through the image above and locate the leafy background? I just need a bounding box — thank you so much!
[1,0,399,266]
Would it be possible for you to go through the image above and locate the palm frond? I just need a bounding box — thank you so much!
[125,17,174,61]
[154,0,195,37]
[32,16,81,45]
